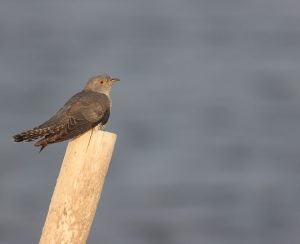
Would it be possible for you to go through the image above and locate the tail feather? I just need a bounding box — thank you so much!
[39,145,47,153]
[33,123,71,151]
[13,128,50,142]
[13,124,65,143]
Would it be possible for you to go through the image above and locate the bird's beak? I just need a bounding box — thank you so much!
[111,77,120,83]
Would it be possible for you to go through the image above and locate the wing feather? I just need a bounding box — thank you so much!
[34,91,111,148]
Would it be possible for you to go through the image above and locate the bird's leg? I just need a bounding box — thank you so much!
[98,124,106,131]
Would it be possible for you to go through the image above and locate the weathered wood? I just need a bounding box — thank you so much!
[39,129,117,244]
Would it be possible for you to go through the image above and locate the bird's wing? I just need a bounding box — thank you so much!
[59,91,110,139]
[37,91,110,128]
[35,92,82,129]
[68,91,110,124]
[34,91,110,146]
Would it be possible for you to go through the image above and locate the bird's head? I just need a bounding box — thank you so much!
[84,74,120,94]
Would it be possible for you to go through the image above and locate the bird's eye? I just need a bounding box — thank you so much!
[100,81,104,84]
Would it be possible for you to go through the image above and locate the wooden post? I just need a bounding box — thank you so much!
[39,128,117,244]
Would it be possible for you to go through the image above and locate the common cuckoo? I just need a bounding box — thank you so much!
[13,74,119,151]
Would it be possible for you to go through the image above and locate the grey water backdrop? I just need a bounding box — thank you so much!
[1,0,300,243]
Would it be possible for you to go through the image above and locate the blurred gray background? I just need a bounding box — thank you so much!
[1,0,300,243]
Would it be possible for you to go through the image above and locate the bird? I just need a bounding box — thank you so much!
[13,74,119,152]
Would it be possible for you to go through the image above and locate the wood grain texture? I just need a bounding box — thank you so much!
[39,128,117,244]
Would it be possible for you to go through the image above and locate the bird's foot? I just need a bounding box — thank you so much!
[98,124,106,131]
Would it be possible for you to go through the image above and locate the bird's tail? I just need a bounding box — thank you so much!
[34,125,69,152]
[13,122,66,142]
[34,134,60,152]
[13,127,52,142]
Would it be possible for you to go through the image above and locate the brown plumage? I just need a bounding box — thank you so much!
[13,74,119,151]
